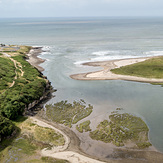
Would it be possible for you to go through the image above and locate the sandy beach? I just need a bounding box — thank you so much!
[70,56,163,83]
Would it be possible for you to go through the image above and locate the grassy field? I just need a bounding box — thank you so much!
[0,117,68,163]
[20,119,65,147]
[46,100,93,128]
[90,111,151,148]
[111,56,163,79]
[0,57,15,91]
[76,120,91,133]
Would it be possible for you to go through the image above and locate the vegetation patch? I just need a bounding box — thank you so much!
[20,119,65,148]
[111,56,163,79]
[34,126,65,146]
[0,115,16,142]
[76,120,91,133]
[41,157,69,163]
[0,118,67,163]
[0,45,48,121]
[46,100,93,128]
[90,111,151,148]
[0,57,15,90]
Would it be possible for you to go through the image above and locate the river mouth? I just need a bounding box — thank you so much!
[1,17,163,158]
[43,58,163,154]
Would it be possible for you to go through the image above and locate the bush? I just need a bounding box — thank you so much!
[0,115,16,141]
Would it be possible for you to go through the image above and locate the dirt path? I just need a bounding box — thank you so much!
[30,116,105,163]
[2,53,24,88]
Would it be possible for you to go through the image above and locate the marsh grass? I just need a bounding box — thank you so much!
[34,126,65,146]
[90,112,151,148]
[76,120,91,133]
[111,57,163,79]
[46,100,93,128]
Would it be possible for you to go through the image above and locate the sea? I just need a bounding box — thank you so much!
[1,17,163,155]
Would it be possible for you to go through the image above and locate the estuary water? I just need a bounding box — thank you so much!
[1,17,163,153]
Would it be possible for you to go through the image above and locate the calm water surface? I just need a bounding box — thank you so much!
[1,17,163,153]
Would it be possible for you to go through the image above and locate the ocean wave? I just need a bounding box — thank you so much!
[74,60,91,67]
[144,51,163,56]
[90,55,141,62]
[42,46,52,51]
[74,50,163,67]
[92,50,124,56]
[40,51,50,55]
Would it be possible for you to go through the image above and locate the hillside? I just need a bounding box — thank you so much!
[0,45,51,141]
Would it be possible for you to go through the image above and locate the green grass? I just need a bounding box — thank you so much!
[0,136,68,163]
[46,100,93,128]
[0,46,48,120]
[0,118,68,163]
[111,56,163,79]
[0,137,37,163]
[41,157,69,163]
[90,111,151,148]
[34,126,65,146]
[0,57,15,90]
[76,120,91,133]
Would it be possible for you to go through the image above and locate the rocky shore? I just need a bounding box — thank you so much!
[25,47,53,115]
[26,47,45,72]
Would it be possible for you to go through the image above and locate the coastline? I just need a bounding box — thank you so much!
[70,56,163,83]
[27,50,163,163]
[26,47,107,162]
[26,47,45,72]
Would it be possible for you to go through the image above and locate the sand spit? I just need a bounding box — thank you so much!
[70,57,163,83]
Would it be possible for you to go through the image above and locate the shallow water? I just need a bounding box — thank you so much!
[1,17,163,153]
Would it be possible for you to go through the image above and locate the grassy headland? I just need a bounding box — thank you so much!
[111,56,163,79]
[0,45,51,147]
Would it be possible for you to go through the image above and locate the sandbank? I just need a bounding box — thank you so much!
[70,56,163,83]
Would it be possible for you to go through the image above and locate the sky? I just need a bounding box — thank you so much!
[0,0,163,18]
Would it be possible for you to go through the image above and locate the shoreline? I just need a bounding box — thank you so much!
[26,47,45,72]
[26,47,107,162]
[70,56,163,83]
[27,50,163,162]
